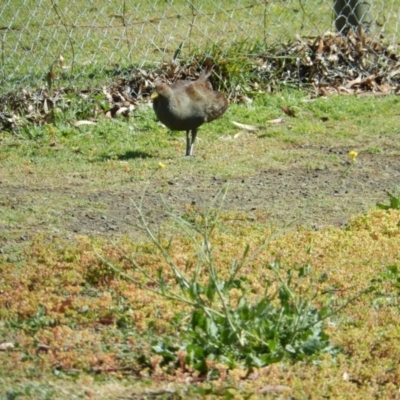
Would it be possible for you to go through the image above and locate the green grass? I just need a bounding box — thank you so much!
[1,90,400,249]
[2,91,400,183]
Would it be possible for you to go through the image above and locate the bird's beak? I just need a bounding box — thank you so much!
[150,91,158,100]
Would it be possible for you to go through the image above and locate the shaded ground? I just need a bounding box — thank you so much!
[1,147,399,253]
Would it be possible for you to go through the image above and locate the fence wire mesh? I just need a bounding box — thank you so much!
[0,0,399,94]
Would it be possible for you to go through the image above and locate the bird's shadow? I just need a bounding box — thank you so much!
[97,150,153,162]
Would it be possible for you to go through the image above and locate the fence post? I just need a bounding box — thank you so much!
[333,0,373,33]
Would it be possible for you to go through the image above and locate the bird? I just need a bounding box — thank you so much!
[151,70,228,157]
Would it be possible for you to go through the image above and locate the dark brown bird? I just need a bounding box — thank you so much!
[151,70,228,157]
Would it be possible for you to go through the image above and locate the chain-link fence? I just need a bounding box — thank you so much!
[0,1,399,94]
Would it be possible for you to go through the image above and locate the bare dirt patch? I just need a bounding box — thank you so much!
[1,147,398,252]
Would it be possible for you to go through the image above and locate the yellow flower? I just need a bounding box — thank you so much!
[348,151,358,163]
[158,162,166,169]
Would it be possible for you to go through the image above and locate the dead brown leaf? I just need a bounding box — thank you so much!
[267,117,285,124]
[281,105,296,117]
[231,120,262,131]
[74,120,96,127]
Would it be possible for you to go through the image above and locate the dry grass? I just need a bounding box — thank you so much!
[1,207,400,398]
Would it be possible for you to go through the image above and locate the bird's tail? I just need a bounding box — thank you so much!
[198,68,212,81]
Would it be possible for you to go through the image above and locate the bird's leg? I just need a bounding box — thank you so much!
[189,128,197,156]
[185,130,191,157]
